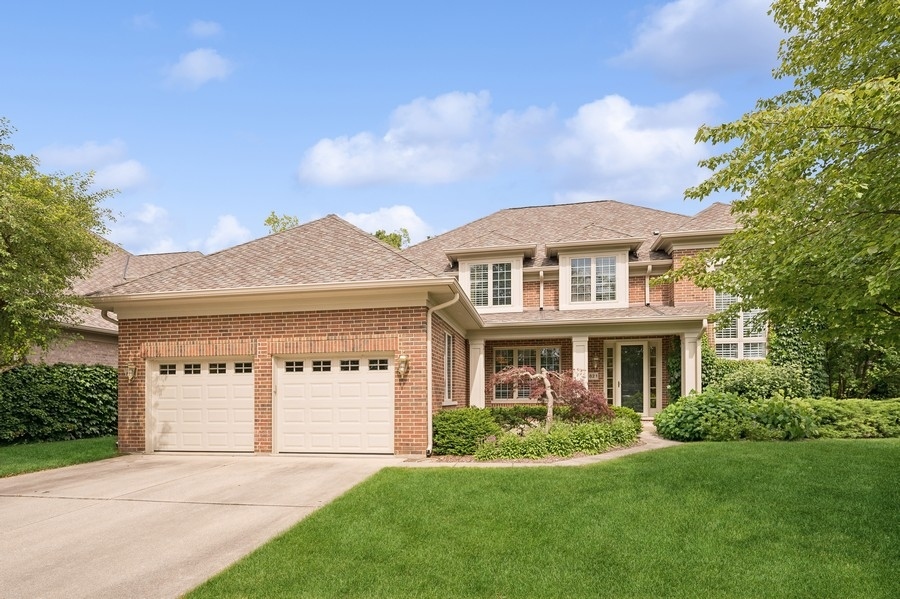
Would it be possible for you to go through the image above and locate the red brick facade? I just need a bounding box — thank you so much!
[30,331,118,367]
[117,307,432,455]
[523,279,560,310]
[672,249,714,305]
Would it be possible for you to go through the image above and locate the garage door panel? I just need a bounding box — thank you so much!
[151,362,254,452]
[277,357,394,454]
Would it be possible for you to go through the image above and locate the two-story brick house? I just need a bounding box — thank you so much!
[90,200,744,456]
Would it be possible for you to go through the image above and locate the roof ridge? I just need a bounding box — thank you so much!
[326,215,444,277]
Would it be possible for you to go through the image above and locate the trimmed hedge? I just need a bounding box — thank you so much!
[0,364,117,444]
[609,406,643,435]
[654,389,900,442]
[808,398,900,438]
[715,361,811,400]
[432,408,502,455]
[473,418,639,461]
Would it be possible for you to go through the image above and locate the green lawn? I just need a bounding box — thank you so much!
[189,440,900,599]
[0,436,119,477]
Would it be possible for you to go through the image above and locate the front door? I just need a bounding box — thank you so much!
[608,340,661,417]
[619,343,645,414]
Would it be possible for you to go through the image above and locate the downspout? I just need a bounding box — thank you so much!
[100,310,119,325]
[539,270,544,310]
[426,293,460,457]
[644,265,652,306]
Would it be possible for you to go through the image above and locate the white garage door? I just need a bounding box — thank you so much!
[150,360,254,452]
[275,356,394,454]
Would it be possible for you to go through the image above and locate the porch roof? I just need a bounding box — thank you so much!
[479,304,711,327]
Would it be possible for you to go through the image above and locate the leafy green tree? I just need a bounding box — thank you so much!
[263,211,299,233]
[374,227,410,249]
[0,119,113,370]
[673,0,899,346]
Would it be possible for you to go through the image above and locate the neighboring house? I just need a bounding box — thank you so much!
[30,240,202,367]
[89,200,747,456]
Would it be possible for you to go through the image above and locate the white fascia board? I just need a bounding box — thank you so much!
[444,244,537,263]
[650,229,735,253]
[546,238,644,257]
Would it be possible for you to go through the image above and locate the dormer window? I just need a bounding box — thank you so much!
[559,251,629,309]
[459,258,523,313]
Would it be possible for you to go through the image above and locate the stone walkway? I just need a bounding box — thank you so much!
[402,422,681,468]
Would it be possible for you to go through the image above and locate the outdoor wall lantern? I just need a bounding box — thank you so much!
[397,353,410,377]
[591,354,600,370]
[124,362,136,382]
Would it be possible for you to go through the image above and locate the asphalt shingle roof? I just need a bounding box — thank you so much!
[674,202,735,231]
[69,242,202,330]
[403,200,734,273]
[92,215,441,297]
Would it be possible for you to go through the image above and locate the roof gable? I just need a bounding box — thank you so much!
[403,200,692,271]
[93,215,440,297]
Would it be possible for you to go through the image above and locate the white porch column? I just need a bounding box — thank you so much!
[681,331,702,396]
[572,335,589,386]
[469,340,486,408]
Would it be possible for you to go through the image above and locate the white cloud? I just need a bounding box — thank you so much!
[38,139,126,169]
[551,92,719,201]
[199,215,251,253]
[188,20,223,38]
[131,14,156,30]
[298,91,554,186]
[612,0,781,79]
[107,203,176,254]
[37,139,149,191]
[341,205,432,244]
[94,159,149,190]
[299,88,717,202]
[166,48,233,89]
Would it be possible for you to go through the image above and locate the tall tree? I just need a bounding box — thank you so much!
[0,119,114,370]
[673,0,899,345]
[373,227,410,249]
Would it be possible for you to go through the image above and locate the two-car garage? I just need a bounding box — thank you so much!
[148,356,394,454]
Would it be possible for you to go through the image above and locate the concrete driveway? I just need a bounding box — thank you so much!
[0,453,402,599]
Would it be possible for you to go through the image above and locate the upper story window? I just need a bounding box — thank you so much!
[559,251,628,310]
[459,258,523,313]
[714,291,767,359]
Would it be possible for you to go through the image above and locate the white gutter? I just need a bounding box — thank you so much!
[425,293,460,457]
[100,310,119,325]
[644,265,652,306]
[539,270,544,311]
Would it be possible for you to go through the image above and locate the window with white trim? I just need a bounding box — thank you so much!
[459,258,523,313]
[493,346,561,401]
[444,333,454,403]
[714,291,767,359]
[559,251,628,309]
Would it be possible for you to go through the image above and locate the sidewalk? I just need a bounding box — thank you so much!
[401,422,681,468]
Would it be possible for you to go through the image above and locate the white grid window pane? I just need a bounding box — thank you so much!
[444,334,453,401]
[340,359,360,371]
[716,317,739,339]
[541,348,560,372]
[571,258,592,302]
[234,362,253,374]
[470,264,488,307]
[594,256,617,302]
[743,309,766,337]
[516,349,537,398]
[209,363,226,374]
[743,342,766,359]
[716,343,738,359]
[368,358,389,371]
[494,349,514,400]
[160,364,176,375]
[492,263,512,306]
[715,291,738,312]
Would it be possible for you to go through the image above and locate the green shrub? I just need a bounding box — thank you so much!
[609,406,642,435]
[432,408,502,455]
[0,364,117,444]
[808,398,900,438]
[654,390,749,442]
[749,395,817,440]
[488,405,549,431]
[474,419,639,461]
[717,361,811,400]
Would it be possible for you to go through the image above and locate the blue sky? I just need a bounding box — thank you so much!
[2,0,786,254]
